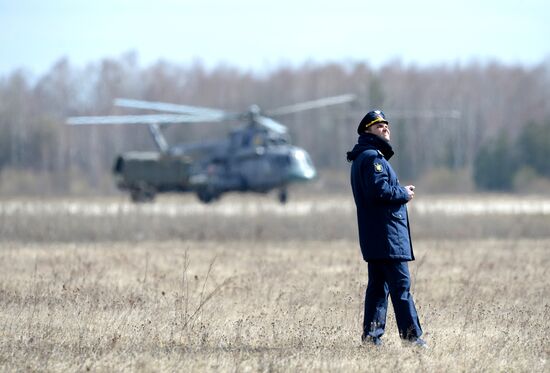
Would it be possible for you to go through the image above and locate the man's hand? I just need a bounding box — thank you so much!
[405,185,416,200]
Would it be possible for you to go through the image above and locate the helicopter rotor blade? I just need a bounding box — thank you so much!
[114,98,234,119]
[67,114,225,126]
[255,116,288,134]
[265,94,356,117]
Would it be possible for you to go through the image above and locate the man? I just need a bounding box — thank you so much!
[347,110,427,348]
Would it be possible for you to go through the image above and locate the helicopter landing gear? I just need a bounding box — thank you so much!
[130,183,156,203]
[196,187,219,204]
[278,189,288,204]
[130,189,155,203]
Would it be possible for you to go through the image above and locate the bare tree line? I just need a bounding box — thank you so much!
[0,52,548,194]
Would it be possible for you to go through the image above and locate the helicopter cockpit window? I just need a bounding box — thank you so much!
[293,149,313,166]
[262,132,288,146]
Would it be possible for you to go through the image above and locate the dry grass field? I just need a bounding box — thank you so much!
[0,195,549,372]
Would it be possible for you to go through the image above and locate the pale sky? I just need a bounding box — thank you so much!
[1,0,549,76]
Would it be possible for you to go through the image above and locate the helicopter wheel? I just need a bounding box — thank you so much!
[130,186,155,203]
[278,189,288,204]
[196,188,218,204]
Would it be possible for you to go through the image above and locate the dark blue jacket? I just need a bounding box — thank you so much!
[347,133,414,262]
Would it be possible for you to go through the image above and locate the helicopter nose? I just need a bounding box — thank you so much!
[287,149,316,181]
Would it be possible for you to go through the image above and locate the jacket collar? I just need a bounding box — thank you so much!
[346,133,394,161]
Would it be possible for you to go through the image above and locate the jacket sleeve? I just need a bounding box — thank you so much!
[361,156,409,204]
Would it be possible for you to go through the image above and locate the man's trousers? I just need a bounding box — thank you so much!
[363,260,422,340]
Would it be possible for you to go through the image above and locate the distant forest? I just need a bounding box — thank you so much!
[1,52,549,195]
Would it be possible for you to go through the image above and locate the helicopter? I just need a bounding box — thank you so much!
[67,94,356,203]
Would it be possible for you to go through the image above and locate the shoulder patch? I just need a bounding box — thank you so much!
[374,163,383,172]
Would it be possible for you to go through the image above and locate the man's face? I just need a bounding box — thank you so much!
[367,122,390,141]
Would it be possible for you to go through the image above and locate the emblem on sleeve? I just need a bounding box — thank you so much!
[374,163,383,172]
